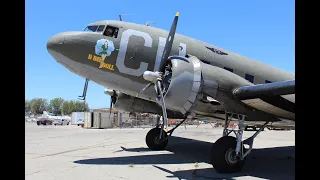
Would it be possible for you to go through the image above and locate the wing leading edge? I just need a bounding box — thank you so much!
[233,80,295,120]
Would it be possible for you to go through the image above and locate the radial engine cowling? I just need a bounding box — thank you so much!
[163,56,215,114]
[163,55,255,116]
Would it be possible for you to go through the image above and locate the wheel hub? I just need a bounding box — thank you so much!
[225,148,238,165]
[153,136,162,144]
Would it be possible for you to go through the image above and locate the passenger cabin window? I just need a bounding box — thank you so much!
[84,25,98,32]
[265,80,272,83]
[224,67,233,72]
[103,26,119,38]
[97,25,105,32]
[245,74,254,83]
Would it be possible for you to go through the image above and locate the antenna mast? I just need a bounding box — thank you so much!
[118,14,135,21]
[146,21,157,26]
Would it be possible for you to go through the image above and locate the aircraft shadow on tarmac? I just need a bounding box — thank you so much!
[74,136,295,180]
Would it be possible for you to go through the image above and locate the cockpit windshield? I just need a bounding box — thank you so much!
[97,25,105,32]
[84,25,106,33]
[84,25,98,32]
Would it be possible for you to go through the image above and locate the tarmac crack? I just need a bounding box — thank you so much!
[61,165,78,172]
[31,139,112,159]
[31,139,142,159]
[25,169,46,176]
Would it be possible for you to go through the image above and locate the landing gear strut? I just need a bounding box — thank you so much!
[143,68,189,151]
[145,117,188,150]
[146,128,168,150]
[211,112,269,173]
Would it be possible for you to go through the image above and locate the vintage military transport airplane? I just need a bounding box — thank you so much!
[47,12,295,173]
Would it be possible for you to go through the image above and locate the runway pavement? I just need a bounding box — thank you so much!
[25,122,295,180]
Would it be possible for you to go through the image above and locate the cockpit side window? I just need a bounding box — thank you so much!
[103,26,119,38]
[84,25,98,32]
[97,25,105,32]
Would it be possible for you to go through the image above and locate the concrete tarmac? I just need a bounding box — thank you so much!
[25,123,295,180]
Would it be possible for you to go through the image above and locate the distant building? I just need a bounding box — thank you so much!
[93,108,118,113]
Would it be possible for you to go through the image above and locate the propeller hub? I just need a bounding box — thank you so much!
[104,89,114,96]
[143,71,162,83]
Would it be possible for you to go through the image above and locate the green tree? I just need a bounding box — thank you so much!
[69,100,76,112]
[30,98,48,114]
[46,105,52,113]
[48,98,64,115]
[25,99,31,112]
[74,101,90,112]
[62,101,73,115]
[61,100,89,115]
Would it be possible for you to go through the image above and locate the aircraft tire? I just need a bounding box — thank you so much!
[145,128,168,150]
[211,136,246,173]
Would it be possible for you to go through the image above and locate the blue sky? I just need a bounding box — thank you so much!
[25,0,295,109]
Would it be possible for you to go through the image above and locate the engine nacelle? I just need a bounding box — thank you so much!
[164,55,252,115]
[114,92,184,119]
[113,92,160,113]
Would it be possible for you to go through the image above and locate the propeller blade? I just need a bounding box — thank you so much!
[112,90,118,103]
[159,12,179,71]
[109,96,113,120]
[83,79,89,96]
[131,82,152,111]
[136,83,152,98]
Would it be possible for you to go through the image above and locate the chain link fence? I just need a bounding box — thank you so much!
[119,115,202,129]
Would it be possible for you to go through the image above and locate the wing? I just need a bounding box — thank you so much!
[233,80,295,120]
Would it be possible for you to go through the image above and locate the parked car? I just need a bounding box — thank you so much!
[53,119,70,126]
[36,118,53,125]
[76,119,84,126]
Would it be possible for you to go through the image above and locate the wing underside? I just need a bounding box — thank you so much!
[233,80,295,120]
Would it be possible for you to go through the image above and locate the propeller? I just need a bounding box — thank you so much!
[137,12,180,95]
[110,90,118,120]
[136,12,180,136]
[78,79,89,100]
[159,12,179,72]
[105,89,118,120]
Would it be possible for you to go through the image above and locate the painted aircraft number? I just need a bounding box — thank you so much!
[116,29,187,77]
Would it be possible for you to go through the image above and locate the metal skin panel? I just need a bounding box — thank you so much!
[182,101,193,112]
[164,56,202,114]
[179,107,186,114]
[192,82,201,93]
[242,98,295,120]
[188,92,198,103]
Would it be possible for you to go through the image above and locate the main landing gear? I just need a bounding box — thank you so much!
[145,118,187,150]
[211,112,269,173]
